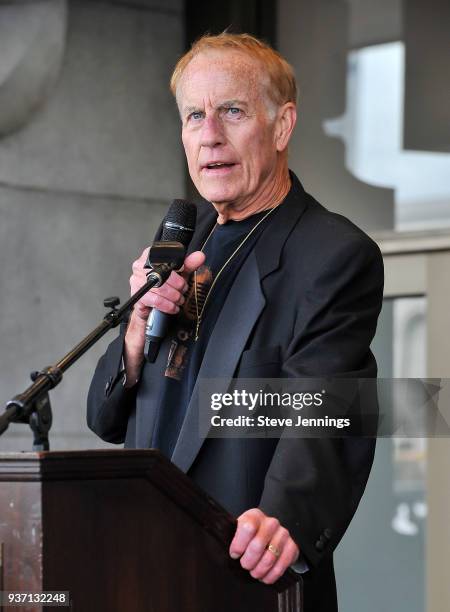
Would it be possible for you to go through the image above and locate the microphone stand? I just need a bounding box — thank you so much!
[0,262,174,451]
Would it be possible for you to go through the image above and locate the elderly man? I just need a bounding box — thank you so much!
[87,33,383,612]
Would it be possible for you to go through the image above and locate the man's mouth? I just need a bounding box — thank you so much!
[202,162,236,172]
[203,162,235,170]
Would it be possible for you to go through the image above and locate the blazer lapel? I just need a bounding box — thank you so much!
[254,171,309,280]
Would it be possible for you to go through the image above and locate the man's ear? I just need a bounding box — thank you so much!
[275,103,297,152]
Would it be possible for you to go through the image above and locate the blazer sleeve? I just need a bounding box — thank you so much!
[86,322,137,444]
[259,234,384,568]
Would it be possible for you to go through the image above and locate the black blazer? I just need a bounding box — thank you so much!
[87,172,384,612]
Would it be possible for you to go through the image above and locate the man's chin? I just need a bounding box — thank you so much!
[198,189,237,207]
[193,174,239,203]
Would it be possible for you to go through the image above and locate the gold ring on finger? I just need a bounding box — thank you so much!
[266,543,281,558]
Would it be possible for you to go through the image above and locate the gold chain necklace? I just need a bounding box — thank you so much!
[193,205,277,341]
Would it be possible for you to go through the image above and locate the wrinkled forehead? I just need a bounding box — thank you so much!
[176,50,269,112]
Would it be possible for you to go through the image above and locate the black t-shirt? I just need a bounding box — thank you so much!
[151,206,280,457]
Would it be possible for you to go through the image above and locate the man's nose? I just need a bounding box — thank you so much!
[199,115,225,147]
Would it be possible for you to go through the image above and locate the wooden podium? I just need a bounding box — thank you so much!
[0,450,301,611]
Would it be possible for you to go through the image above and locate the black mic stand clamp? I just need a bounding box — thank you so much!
[4,366,63,451]
[8,368,58,451]
[144,241,186,274]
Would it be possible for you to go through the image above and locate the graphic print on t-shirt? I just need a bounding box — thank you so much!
[165,264,212,380]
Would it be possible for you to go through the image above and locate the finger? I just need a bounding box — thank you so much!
[133,247,150,271]
[138,246,150,262]
[131,269,186,302]
[180,251,206,277]
[130,253,151,294]
[249,528,290,580]
[141,292,180,315]
[164,271,189,293]
[238,517,281,571]
[130,268,148,290]
[150,283,185,306]
[259,539,300,585]
[133,302,151,322]
[229,509,263,560]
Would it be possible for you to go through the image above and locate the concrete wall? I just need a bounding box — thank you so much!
[277,0,394,232]
[0,0,184,451]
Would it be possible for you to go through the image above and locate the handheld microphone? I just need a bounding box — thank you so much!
[144,199,197,362]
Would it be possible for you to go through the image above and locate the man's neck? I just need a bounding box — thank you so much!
[214,167,291,225]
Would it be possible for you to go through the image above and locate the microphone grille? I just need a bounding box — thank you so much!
[162,199,197,246]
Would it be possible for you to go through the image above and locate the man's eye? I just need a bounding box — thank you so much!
[226,107,242,117]
[189,111,203,121]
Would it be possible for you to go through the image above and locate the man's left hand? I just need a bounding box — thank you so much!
[229,508,300,584]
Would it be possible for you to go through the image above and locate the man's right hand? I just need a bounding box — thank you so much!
[123,247,205,386]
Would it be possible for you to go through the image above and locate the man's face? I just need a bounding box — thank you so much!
[177,51,282,213]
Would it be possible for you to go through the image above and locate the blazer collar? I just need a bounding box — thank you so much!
[254,171,309,279]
